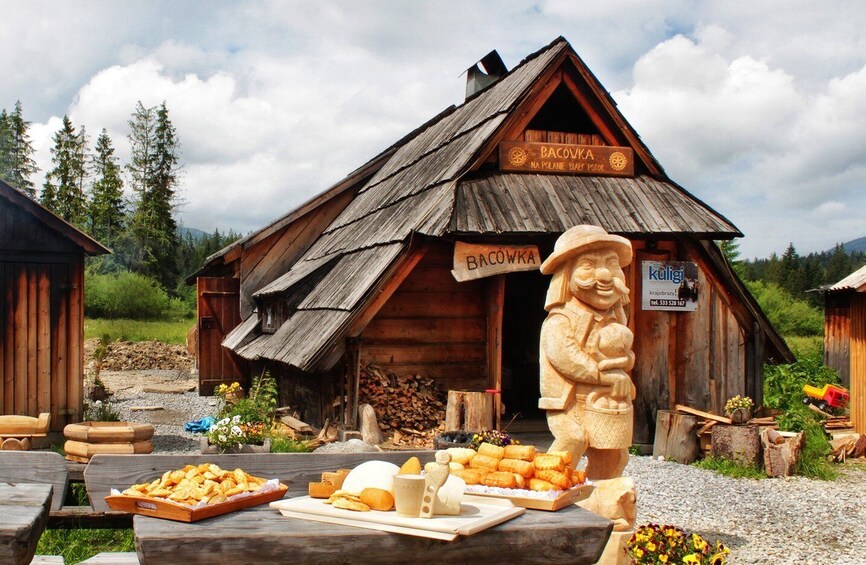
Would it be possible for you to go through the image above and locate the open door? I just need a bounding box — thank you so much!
[197,277,246,395]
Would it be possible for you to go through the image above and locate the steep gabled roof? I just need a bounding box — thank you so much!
[222,37,750,371]
[0,179,110,255]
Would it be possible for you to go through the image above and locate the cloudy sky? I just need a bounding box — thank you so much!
[3,1,865,259]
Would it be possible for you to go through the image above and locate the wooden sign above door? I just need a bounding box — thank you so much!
[499,141,634,177]
[452,241,540,282]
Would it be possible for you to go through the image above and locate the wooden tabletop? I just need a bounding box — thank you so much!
[133,497,612,565]
[0,482,53,565]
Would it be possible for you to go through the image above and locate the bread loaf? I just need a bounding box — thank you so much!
[360,488,394,511]
[529,478,558,492]
[503,444,537,462]
[469,454,500,471]
[497,458,534,478]
[482,471,518,488]
[452,468,488,485]
[477,442,505,460]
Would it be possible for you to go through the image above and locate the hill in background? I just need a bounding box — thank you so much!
[842,237,866,254]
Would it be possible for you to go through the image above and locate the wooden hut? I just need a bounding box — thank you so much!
[823,266,866,433]
[190,37,793,445]
[0,180,109,431]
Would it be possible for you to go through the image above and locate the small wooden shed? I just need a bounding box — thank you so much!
[0,180,109,431]
[823,266,866,433]
[190,37,793,444]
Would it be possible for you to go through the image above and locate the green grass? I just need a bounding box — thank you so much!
[784,335,823,359]
[268,433,315,453]
[37,528,135,564]
[692,456,767,479]
[84,318,193,345]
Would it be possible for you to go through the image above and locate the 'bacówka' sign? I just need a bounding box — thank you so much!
[452,242,540,282]
[499,141,634,177]
[641,260,699,311]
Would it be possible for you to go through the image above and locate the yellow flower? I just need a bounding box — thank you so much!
[710,553,728,565]
[646,542,657,552]
[683,554,701,564]
[633,548,644,558]
[659,555,668,563]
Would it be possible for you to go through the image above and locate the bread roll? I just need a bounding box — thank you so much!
[446,447,477,465]
[533,453,566,472]
[497,458,534,478]
[529,478,558,492]
[477,443,505,460]
[452,468,488,485]
[535,469,571,489]
[360,488,394,511]
[482,471,518,489]
[469,454,500,471]
[503,444,537,462]
[546,450,573,466]
[571,468,587,485]
[513,473,526,489]
[321,471,345,489]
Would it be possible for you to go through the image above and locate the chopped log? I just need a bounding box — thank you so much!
[761,429,803,476]
[445,391,464,431]
[359,404,382,445]
[464,392,493,432]
[711,424,761,467]
[829,432,864,462]
[675,404,732,424]
[653,410,701,464]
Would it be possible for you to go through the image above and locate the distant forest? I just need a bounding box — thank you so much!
[721,240,866,337]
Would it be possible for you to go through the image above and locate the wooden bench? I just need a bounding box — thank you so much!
[78,552,139,564]
[0,451,67,511]
[0,482,53,564]
[0,413,50,450]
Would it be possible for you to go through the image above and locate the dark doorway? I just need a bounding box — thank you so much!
[501,269,548,421]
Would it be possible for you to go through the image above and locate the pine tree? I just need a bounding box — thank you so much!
[89,129,125,246]
[126,101,182,290]
[41,115,88,225]
[0,102,39,197]
[825,243,853,285]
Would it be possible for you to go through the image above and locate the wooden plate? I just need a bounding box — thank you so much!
[464,483,594,511]
[105,483,288,522]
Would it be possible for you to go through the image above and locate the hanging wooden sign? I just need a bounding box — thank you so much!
[451,241,540,282]
[499,141,634,177]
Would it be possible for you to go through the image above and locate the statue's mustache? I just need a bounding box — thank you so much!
[573,277,630,296]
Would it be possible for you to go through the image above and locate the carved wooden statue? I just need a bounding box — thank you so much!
[539,225,635,480]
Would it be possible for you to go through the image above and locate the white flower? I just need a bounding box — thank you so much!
[218,434,227,442]
[209,425,218,432]
[232,415,242,423]
[219,418,230,426]
[230,426,242,436]
[94,400,103,406]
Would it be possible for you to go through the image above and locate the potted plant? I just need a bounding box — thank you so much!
[626,523,730,564]
[724,395,754,424]
[203,415,270,454]
[201,373,277,454]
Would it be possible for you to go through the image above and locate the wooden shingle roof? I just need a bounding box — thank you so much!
[222,37,750,371]
[828,264,866,292]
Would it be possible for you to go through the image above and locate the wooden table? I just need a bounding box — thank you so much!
[0,482,53,564]
[133,494,612,564]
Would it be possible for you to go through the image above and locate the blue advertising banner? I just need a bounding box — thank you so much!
[641,260,699,311]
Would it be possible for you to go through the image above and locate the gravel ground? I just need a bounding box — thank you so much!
[98,370,866,564]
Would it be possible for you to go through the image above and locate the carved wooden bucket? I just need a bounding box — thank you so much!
[584,392,633,449]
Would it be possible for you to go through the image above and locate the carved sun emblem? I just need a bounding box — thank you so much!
[609,151,628,171]
[507,146,529,167]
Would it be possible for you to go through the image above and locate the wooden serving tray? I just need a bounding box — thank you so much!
[271,494,524,540]
[465,483,594,511]
[105,483,288,522]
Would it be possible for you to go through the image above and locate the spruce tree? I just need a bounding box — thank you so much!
[89,129,125,246]
[825,243,853,285]
[42,115,88,225]
[126,101,182,290]
[0,102,39,197]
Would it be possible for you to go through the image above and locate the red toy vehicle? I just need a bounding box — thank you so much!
[802,383,849,412]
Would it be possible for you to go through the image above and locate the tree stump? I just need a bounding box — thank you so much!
[711,424,761,467]
[761,429,803,477]
[445,391,493,432]
[652,410,701,464]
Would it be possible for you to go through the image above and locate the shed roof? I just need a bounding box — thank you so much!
[828,264,866,293]
[0,179,110,256]
[220,37,754,370]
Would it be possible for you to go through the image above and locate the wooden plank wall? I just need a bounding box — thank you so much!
[197,277,246,395]
[824,293,851,388]
[238,190,356,318]
[360,242,488,391]
[848,294,866,434]
[629,239,746,445]
[0,258,82,431]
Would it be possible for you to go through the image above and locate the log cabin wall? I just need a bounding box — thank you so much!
[0,200,86,432]
[359,242,488,392]
[848,294,866,434]
[824,292,851,388]
[237,189,356,318]
[628,238,746,445]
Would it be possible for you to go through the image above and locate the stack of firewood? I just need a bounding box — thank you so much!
[358,363,447,448]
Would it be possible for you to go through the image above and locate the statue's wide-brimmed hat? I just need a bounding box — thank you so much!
[540,225,633,275]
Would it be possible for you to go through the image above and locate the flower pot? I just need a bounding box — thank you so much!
[728,407,751,424]
[200,437,270,454]
[434,431,474,450]
[63,421,155,463]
